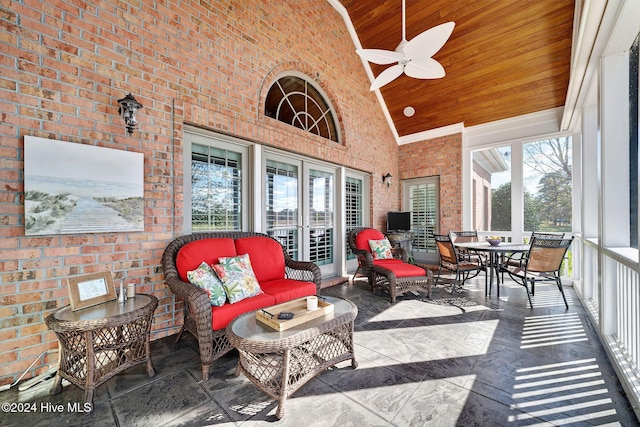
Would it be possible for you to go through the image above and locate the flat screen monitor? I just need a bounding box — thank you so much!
[387,211,411,232]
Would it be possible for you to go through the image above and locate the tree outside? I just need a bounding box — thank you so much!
[490,182,540,231]
[491,137,572,233]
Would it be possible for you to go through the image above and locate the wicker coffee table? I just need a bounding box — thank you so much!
[226,296,358,419]
[45,294,158,408]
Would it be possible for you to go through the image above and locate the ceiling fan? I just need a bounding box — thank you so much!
[356,0,455,91]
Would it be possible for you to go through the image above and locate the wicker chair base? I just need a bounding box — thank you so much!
[372,267,433,303]
[178,316,233,381]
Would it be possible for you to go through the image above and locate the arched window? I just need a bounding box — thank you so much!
[265,75,340,143]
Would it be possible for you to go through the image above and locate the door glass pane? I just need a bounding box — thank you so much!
[472,146,511,232]
[345,177,363,260]
[266,160,299,259]
[523,137,572,233]
[309,169,333,266]
[191,144,242,231]
[409,180,439,259]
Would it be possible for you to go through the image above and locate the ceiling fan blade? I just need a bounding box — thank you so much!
[403,22,455,59]
[356,49,404,65]
[370,64,404,91]
[404,58,445,79]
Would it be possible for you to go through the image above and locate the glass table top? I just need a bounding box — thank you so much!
[55,294,153,322]
[228,296,354,343]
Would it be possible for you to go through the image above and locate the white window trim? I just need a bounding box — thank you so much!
[344,169,370,274]
[266,71,342,143]
[184,127,369,277]
[462,109,574,241]
[183,126,254,233]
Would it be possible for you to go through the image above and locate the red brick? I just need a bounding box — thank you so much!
[0,0,409,386]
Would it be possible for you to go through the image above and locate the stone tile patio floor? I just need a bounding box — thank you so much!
[2,275,639,426]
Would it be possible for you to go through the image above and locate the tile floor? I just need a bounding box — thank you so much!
[2,276,639,426]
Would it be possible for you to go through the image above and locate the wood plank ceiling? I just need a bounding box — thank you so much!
[340,0,575,138]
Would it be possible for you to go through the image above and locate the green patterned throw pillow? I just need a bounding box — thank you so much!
[368,238,393,260]
[186,261,227,306]
[212,253,263,304]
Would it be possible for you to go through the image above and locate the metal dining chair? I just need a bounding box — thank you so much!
[434,234,487,293]
[449,230,479,243]
[501,235,574,308]
[501,231,566,281]
[449,230,488,264]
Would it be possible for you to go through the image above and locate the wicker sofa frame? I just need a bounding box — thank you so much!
[162,231,322,380]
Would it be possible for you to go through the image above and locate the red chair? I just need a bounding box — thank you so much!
[348,227,432,302]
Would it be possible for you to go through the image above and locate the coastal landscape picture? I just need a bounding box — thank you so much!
[24,136,144,235]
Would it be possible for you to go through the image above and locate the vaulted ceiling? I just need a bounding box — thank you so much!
[336,0,575,140]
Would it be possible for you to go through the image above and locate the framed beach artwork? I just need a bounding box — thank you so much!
[24,136,144,235]
[67,272,117,311]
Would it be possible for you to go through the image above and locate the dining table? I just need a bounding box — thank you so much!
[454,241,530,298]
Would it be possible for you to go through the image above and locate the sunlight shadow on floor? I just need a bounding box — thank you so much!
[521,313,588,349]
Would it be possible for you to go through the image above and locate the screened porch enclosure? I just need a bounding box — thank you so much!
[470,137,573,243]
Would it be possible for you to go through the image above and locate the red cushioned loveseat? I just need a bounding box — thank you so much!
[162,232,321,380]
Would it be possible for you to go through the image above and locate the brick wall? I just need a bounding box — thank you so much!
[0,0,401,385]
[398,133,463,234]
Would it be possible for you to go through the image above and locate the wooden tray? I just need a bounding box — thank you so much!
[256,297,334,331]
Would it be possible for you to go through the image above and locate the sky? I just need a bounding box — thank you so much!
[488,142,571,195]
[24,136,143,185]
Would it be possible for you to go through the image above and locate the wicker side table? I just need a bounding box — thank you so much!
[45,294,158,408]
[226,296,358,419]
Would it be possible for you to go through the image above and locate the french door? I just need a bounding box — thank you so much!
[186,128,365,279]
[345,174,367,272]
[265,154,337,277]
[403,176,440,263]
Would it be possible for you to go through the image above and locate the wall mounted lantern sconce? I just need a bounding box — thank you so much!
[117,93,143,136]
[382,172,392,188]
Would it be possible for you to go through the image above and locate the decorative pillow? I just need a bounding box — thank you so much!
[369,238,393,260]
[212,253,263,304]
[186,262,226,306]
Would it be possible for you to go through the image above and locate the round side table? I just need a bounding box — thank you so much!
[45,294,158,408]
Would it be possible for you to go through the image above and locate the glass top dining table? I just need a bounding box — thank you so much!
[454,242,530,298]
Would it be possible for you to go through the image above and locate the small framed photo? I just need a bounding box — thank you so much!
[67,272,116,311]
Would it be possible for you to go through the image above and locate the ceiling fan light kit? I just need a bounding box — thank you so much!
[356,0,454,91]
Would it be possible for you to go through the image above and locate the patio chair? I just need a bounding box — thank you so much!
[348,227,432,302]
[449,230,487,263]
[501,232,566,281]
[449,230,479,243]
[434,234,487,293]
[501,235,574,308]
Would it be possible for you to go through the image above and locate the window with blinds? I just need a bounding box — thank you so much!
[345,176,364,260]
[407,178,439,260]
[191,143,243,231]
[265,159,300,259]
